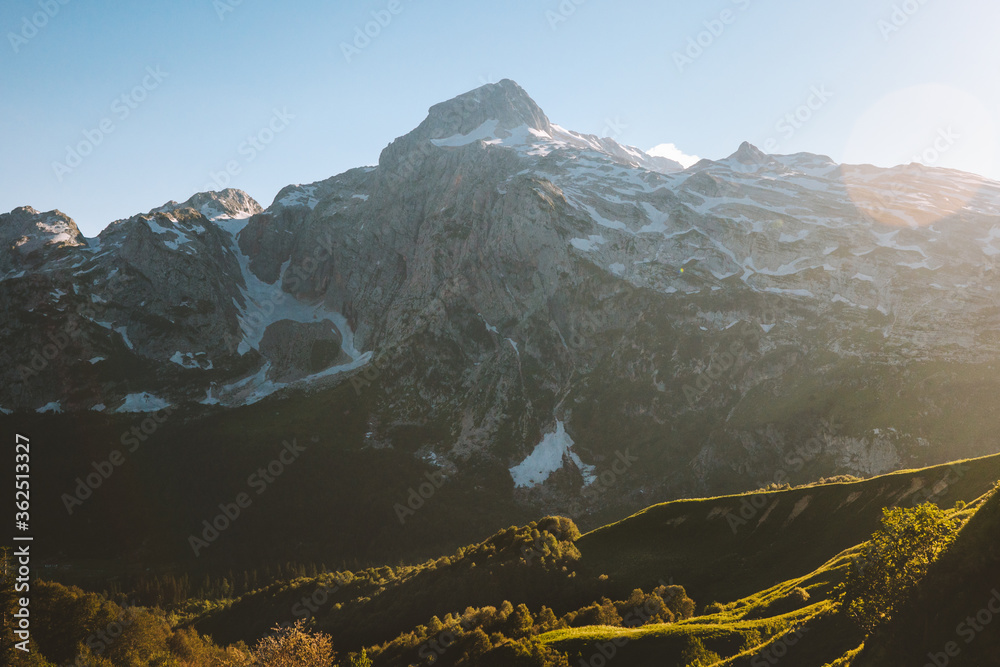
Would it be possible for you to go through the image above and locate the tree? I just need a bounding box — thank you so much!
[507,603,534,638]
[567,598,622,627]
[236,621,336,667]
[841,502,961,634]
[659,585,696,620]
[679,637,721,667]
[347,648,373,667]
[463,628,491,662]
[534,606,561,633]
[98,607,176,667]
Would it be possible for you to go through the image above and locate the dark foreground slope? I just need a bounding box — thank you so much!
[185,453,1000,662]
[851,483,1000,666]
[10,453,999,666]
[576,453,1000,605]
[540,475,1000,667]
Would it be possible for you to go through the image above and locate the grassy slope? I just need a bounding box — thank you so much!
[190,453,1000,664]
[540,605,820,667]
[575,453,1000,606]
[540,542,871,666]
[541,461,1000,667]
[850,483,1000,666]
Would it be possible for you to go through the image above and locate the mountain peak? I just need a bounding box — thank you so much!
[378,80,684,176]
[729,141,769,163]
[416,79,552,142]
[151,188,262,222]
[0,206,86,264]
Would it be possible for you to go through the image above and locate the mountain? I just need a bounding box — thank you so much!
[5,78,1000,531]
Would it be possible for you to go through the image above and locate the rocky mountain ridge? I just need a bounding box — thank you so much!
[5,78,1000,512]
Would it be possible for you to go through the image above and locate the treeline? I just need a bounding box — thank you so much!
[3,571,695,667]
[193,516,695,654]
[46,560,337,609]
[4,579,228,667]
[370,583,697,666]
[2,516,699,666]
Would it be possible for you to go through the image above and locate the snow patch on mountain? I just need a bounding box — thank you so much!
[509,421,596,488]
[432,119,501,147]
[227,231,361,358]
[276,185,320,209]
[570,235,606,252]
[170,351,213,370]
[114,392,170,413]
[213,351,372,406]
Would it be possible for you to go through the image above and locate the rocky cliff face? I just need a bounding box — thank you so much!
[5,79,1000,516]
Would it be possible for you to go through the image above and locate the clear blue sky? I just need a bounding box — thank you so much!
[2,0,998,236]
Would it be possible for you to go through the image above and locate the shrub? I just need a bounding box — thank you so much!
[703,601,725,615]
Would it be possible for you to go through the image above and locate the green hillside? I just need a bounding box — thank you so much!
[186,453,1000,664]
[576,453,1000,604]
[851,482,1000,666]
[7,453,999,666]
